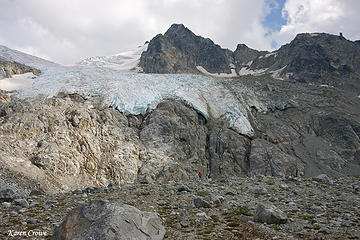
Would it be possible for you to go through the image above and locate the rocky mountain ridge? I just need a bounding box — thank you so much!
[0,58,40,79]
[140,24,360,95]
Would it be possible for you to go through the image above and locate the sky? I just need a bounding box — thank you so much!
[0,0,359,65]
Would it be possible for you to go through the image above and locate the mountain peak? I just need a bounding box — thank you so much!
[236,44,250,51]
[164,23,194,38]
[140,23,233,74]
[292,32,347,42]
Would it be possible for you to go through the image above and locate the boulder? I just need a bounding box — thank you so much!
[0,188,17,202]
[313,174,332,184]
[177,186,191,193]
[193,197,211,208]
[13,199,29,208]
[254,203,287,224]
[52,200,165,240]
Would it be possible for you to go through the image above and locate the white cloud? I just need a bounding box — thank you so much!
[0,0,270,64]
[2,0,358,64]
[270,0,360,48]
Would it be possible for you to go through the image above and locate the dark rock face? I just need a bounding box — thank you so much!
[241,75,360,178]
[206,124,250,178]
[248,33,360,94]
[0,58,40,79]
[233,44,267,68]
[52,200,165,240]
[139,100,208,180]
[248,139,301,177]
[139,24,234,74]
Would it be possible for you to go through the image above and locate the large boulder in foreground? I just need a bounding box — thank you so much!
[52,200,165,240]
[254,203,287,224]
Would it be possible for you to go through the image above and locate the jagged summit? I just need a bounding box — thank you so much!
[139,24,234,75]
[243,31,360,95]
[140,24,360,95]
[164,23,192,36]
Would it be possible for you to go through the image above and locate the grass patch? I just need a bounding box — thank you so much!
[202,229,213,234]
[313,224,321,230]
[265,180,275,185]
[234,205,252,216]
[227,222,240,227]
[301,215,315,221]
[196,191,209,197]
[210,215,220,222]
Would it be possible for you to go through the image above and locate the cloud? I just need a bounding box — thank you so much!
[0,0,271,65]
[269,0,360,48]
[2,0,358,64]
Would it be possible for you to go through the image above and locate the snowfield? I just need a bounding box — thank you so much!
[76,44,148,72]
[0,45,268,137]
[0,72,37,91]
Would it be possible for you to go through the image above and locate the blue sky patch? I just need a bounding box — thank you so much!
[263,0,287,32]
[263,0,287,49]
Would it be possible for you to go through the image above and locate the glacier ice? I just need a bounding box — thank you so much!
[0,44,267,137]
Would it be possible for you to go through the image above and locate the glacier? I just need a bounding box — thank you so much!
[0,45,267,137]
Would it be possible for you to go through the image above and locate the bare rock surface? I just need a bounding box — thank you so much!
[0,90,11,103]
[139,24,234,74]
[52,200,165,240]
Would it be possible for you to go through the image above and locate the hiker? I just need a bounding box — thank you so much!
[198,171,202,179]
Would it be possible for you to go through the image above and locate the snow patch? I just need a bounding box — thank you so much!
[269,65,287,80]
[238,67,268,76]
[245,60,253,66]
[0,45,58,71]
[0,72,36,91]
[76,44,148,72]
[264,52,278,58]
[196,66,237,78]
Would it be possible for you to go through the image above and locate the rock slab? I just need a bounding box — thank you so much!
[52,200,165,240]
[254,203,287,224]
